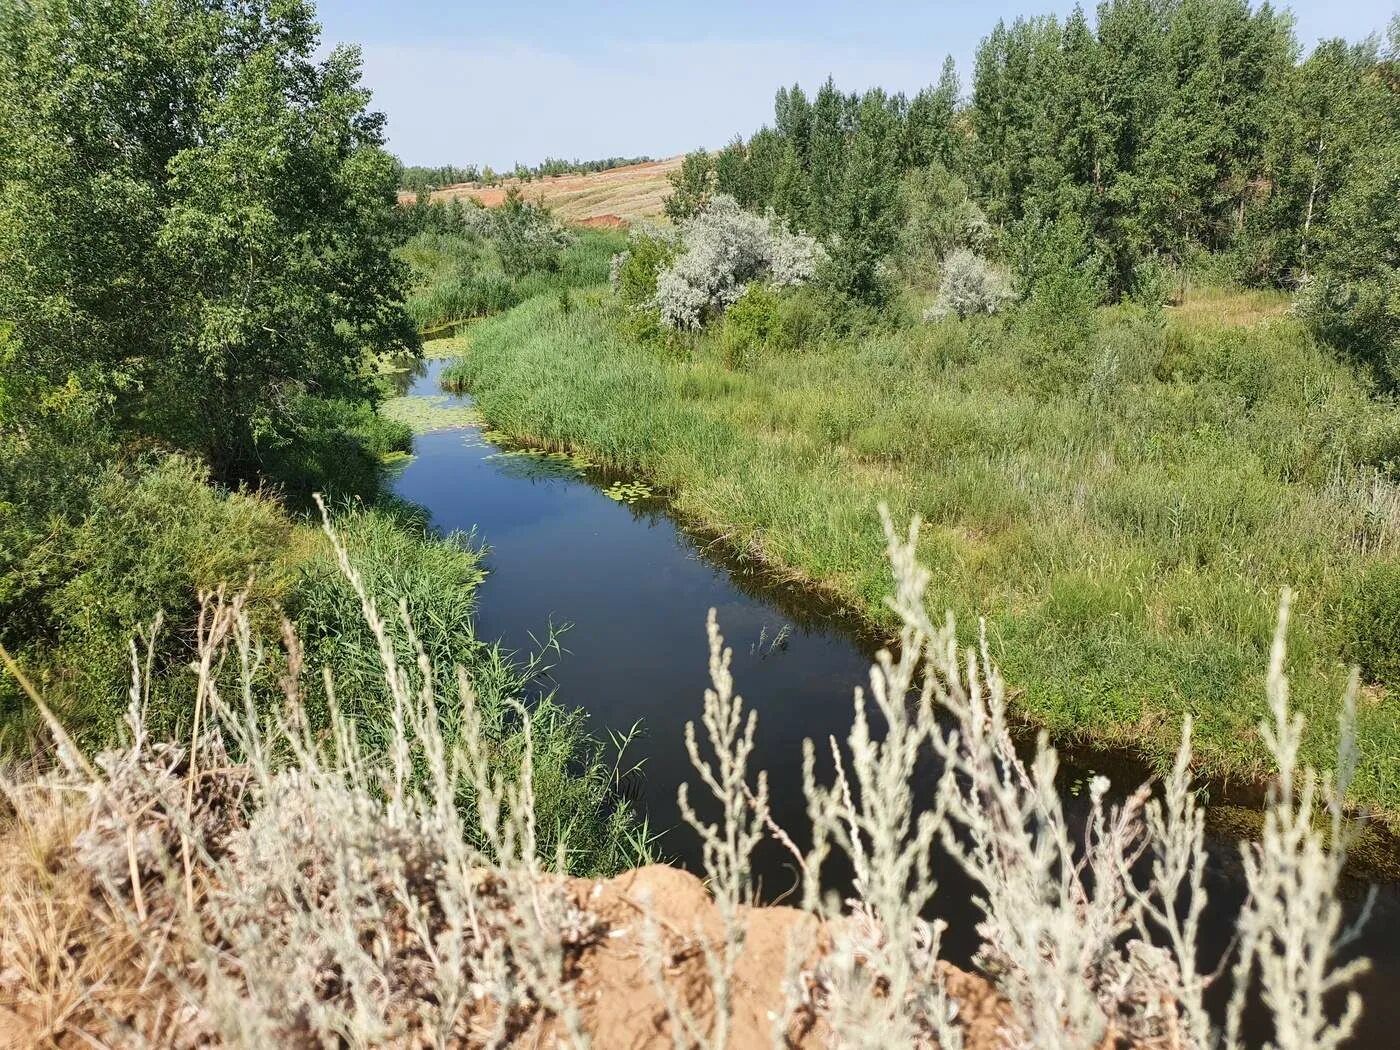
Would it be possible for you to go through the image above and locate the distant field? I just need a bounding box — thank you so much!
[398,156,682,225]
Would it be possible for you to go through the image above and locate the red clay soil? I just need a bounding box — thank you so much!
[0,861,1133,1049]
[519,865,1015,1049]
[576,213,628,229]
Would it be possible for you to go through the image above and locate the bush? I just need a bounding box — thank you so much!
[1297,270,1400,388]
[663,148,715,221]
[653,195,823,330]
[1014,214,1106,362]
[924,248,1013,320]
[716,282,782,366]
[484,188,574,279]
[21,456,295,744]
[773,284,832,350]
[261,396,414,504]
[897,163,993,281]
[609,225,680,309]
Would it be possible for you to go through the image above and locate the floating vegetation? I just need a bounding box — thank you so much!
[420,332,473,359]
[1067,768,1100,798]
[488,445,595,474]
[380,394,480,433]
[604,480,653,504]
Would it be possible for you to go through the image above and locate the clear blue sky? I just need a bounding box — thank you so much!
[315,1,1398,167]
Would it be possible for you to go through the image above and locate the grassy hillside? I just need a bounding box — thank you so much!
[399,156,682,225]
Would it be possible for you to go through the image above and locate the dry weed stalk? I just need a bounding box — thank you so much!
[0,501,596,1048]
[0,505,1375,1050]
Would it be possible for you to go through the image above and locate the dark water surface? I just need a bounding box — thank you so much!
[390,356,1398,1046]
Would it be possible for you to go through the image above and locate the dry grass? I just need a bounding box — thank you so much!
[400,157,683,225]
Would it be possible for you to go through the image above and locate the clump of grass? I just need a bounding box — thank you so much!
[399,227,626,332]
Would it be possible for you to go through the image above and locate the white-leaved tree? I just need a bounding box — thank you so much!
[924,248,1015,320]
[654,195,824,330]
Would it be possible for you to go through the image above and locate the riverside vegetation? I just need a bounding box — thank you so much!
[0,506,1375,1047]
[0,0,1397,1045]
[441,7,1400,826]
[0,0,648,875]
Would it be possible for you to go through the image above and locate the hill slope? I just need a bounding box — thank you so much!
[400,155,682,225]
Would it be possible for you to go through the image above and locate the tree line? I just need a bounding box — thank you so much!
[673,0,1398,380]
[398,154,654,192]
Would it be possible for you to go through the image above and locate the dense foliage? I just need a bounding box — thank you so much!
[0,0,646,873]
[701,4,1399,382]
[0,0,417,485]
[397,211,620,332]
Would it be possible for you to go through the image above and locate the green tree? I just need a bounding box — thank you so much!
[713,136,749,204]
[805,77,851,237]
[1300,18,1400,385]
[664,148,716,221]
[0,0,415,484]
[904,56,962,171]
[1252,37,1377,281]
[823,89,905,309]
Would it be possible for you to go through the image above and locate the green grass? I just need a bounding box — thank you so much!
[397,228,626,332]
[444,289,1400,823]
[291,503,650,875]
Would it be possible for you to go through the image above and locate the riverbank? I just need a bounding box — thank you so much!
[444,289,1400,828]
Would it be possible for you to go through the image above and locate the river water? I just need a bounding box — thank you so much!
[390,355,1398,1046]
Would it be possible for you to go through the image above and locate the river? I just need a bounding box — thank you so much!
[390,354,1398,1046]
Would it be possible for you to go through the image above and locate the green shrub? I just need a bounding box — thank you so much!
[896,163,993,282]
[1013,215,1105,376]
[610,227,680,309]
[489,188,574,279]
[717,282,782,366]
[1297,270,1400,388]
[291,506,645,873]
[261,396,414,504]
[663,148,716,221]
[774,285,832,350]
[10,456,296,745]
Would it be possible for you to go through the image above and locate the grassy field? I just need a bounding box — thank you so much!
[398,156,681,224]
[443,288,1400,823]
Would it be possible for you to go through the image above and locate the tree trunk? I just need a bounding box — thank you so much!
[1301,133,1326,278]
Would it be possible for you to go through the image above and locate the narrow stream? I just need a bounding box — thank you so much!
[390,355,1398,1045]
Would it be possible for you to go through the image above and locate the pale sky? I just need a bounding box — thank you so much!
[314,1,1399,167]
